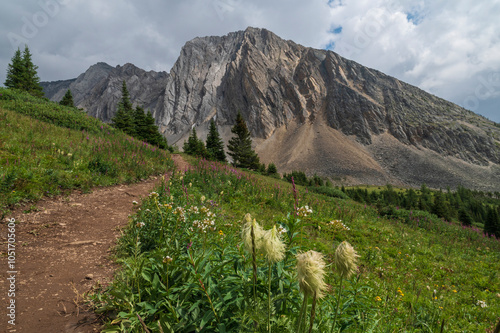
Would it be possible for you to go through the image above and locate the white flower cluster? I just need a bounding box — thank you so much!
[149,192,159,199]
[191,218,216,233]
[277,225,287,235]
[163,255,172,263]
[297,206,313,217]
[136,222,145,228]
[328,220,350,231]
[476,300,488,308]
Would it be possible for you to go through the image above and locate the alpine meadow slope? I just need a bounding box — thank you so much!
[41,27,500,191]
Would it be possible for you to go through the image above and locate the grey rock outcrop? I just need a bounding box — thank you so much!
[41,27,500,191]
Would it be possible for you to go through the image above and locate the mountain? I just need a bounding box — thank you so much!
[41,27,500,191]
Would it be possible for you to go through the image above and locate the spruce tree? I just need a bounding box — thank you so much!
[4,46,44,97]
[183,128,207,157]
[59,89,74,107]
[133,106,148,141]
[4,48,23,90]
[112,81,135,136]
[205,119,226,162]
[227,111,260,169]
[484,206,499,237]
[143,110,168,149]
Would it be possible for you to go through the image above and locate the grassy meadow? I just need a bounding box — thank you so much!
[0,88,173,217]
[91,158,500,332]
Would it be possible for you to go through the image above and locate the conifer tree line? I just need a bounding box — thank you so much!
[343,184,500,238]
[112,81,170,150]
[183,111,266,171]
[4,45,44,98]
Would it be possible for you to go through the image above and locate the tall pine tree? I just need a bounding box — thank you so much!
[21,45,44,97]
[206,119,226,162]
[59,89,74,107]
[227,111,260,169]
[183,128,207,157]
[112,81,135,136]
[4,45,43,97]
[4,48,23,90]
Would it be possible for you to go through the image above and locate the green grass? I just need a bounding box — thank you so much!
[91,158,500,332]
[0,88,174,217]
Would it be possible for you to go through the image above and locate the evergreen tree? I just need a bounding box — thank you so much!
[143,110,168,149]
[4,48,23,90]
[21,46,44,97]
[458,208,473,226]
[205,119,226,162]
[227,111,260,169]
[183,128,207,157]
[4,46,43,97]
[112,81,135,136]
[132,106,148,141]
[267,163,277,175]
[484,206,499,237]
[59,89,74,107]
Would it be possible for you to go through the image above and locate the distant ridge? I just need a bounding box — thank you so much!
[41,27,500,191]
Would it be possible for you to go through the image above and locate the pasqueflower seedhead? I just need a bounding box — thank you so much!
[334,241,359,278]
[296,250,327,298]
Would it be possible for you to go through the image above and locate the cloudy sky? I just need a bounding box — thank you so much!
[1,0,499,121]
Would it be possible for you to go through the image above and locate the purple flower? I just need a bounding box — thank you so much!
[187,241,193,250]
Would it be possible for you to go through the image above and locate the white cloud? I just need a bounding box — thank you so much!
[0,0,498,121]
[327,0,500,120]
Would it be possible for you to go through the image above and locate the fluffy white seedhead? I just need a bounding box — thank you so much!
[334,241,359,278]
[296,250,327,298]
[262,225,286,263]
[241,213,264,253]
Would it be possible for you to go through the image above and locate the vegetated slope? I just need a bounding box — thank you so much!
[0,88,173,216]
[91,157,500,332]
[41,27,500,191]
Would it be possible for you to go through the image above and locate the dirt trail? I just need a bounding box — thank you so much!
[1,154,188,333]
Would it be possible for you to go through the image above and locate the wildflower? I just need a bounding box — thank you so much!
[189,182,192,187]
[163,256,173,264]
[136,222,145,228]
[476,300,487,308]
[296,250,327,298]
[219,230,224,236]
[334,241,359,278]
[220,191,224,195]
[452,290,457,293]
[68,153,72,157]
[262,225,286,263]
[241,214,264,253]
[132,200,138,205]
[375,296,382,302]
[200,195,206,203]
[277,225,287,235]
[297,205,313,217]
[149,192,159,198]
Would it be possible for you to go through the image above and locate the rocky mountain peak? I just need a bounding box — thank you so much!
[41,27,500,191]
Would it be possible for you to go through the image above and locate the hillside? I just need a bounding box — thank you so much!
[41,27,500,191]
[0,88,173,216]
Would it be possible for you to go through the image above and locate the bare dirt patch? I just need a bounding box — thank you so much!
[0,156,190,333]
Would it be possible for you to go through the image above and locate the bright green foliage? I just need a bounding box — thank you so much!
[0,87,174,216]
[112,81,135,136]
[205,119,226,162]
[183,127,207,157]
[227,111,260,169]
[4,46,44,97]
[92,158,500,332]
[59,89,74,107]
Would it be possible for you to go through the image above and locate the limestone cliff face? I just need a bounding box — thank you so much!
[41,27,500,190]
